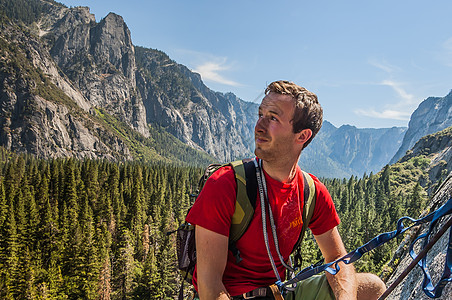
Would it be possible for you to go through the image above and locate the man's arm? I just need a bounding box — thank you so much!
[195,225,230,300]
[314,226,357,300]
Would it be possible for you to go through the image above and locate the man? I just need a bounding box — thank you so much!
[186,80,386,299]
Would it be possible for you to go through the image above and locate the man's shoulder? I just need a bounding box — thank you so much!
[297,168,329,196]
[208,164,235,183]
[200,164,237,196]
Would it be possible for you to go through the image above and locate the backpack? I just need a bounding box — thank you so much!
[173,158,316,299]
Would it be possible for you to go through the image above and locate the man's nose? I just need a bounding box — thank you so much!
[255,116,267,132]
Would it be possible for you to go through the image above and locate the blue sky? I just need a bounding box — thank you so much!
[59,0,452,128]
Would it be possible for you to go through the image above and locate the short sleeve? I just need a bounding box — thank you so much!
[185,166,237,237]
[307,175,340,236]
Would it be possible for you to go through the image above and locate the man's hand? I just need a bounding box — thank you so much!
[196,225,231,300]
[314,227,357,300]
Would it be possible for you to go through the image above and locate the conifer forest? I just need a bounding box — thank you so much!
[0,149,432,299]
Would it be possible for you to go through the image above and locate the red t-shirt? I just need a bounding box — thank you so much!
[185,163,340,296]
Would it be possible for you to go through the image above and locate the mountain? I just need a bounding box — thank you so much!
[0,0,257,165]
[0,0,440,179]
[35,3,257,162]
[300,121,407,178]
[0,3,213,165]
[390,91,452,164]
[134,46,256,161]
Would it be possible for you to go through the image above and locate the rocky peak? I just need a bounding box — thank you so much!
[134,46,257,161]
[49,6,94,37]
[390,91,452,164]
[42,4,148,137]
[90,13,135,82]
[0,16,132,160]
[400,126,452,192]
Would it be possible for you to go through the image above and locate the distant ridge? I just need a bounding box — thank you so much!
[300,121,407,178]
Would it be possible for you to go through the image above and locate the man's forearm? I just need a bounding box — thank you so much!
[315,227,358,300]
[326,261,357,300]
[198,279,230,300]
[195,226,231,300]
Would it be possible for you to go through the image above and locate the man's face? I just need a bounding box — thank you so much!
[254,92,300,163]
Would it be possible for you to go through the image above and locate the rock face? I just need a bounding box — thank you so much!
[39,3,257,161]
[300,121,407,178]
[399,126,452,193]
[134,46,257,161]
[0,15,132,160]
[385,174,452,300]
[383,127,452,299]
[391,91,452,164]
[44,6,149,137]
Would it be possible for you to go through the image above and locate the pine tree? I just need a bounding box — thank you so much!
[45,250,65,299]
[112,229,135,300]
[0,177,6,231]
[107,163,122,236]
[408,183,424,218]
[130,166,146,260]
[2,196,19,299]
[79,203,100,299]
[97,223,112,300]
[16,246,38,299]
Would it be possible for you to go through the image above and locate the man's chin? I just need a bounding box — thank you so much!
[254,148,267,159]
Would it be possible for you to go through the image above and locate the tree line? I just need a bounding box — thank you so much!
[0,149,429,299]
[0,149,201,299]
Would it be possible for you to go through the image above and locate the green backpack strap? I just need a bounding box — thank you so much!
[229,160,255,242]
[227,160,316,266]
[292,170,316,268]
[300,170,316,241]
[228,159,258,263]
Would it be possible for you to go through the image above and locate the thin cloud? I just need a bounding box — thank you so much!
[172,48,242,87]
[381,80,415,104]
[368,58,400,73]
[194,61,241,86]
[354,108,411,121]
[354,77,416,122]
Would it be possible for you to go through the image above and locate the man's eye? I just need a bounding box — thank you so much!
[271,116,278,121]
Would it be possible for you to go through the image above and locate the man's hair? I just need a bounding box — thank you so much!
[265,80,323,149]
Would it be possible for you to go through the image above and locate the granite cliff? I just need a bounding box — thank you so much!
[134,46,256,161]
[0,5,212,165]
[30,1,256,162]
[390,91,452,164]
[384,127,452,299]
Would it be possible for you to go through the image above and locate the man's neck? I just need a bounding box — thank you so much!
[261,159,299,183]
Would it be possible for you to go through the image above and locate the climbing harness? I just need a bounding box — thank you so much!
[276,197,452,299]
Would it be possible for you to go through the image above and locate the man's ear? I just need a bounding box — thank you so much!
[296,129,312,145]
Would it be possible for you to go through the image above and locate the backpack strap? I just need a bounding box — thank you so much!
[228,159,258,263]
[292,170,317,269]
[228,160,316,266]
